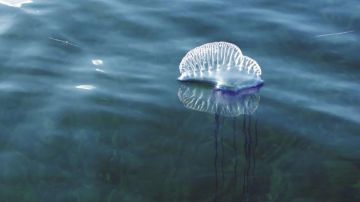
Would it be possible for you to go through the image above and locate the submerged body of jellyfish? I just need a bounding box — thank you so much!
[178,42,263,91]
[178,83,261,201]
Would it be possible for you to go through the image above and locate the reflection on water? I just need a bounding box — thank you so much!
[0,0,32,8]
[95,68,105,73]
[92,59,103,66]
[179,84,262,201]
[75,85,95,90]
[178,84,261,117]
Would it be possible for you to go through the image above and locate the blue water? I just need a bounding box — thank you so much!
[0,0,359,201]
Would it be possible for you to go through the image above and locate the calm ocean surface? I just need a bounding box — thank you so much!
[0,0,359,201]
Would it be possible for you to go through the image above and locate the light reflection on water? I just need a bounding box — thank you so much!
[92,59,103,66]
[0,0,32,8]
[75,85,95,90]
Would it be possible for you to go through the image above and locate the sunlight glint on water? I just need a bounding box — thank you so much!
[0,0,32,7]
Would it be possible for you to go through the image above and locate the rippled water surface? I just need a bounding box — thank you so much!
[0,0,359,201]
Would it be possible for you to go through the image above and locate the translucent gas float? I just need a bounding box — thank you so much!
[178,42,263,91]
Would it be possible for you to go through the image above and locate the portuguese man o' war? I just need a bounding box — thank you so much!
[178,42,263,91]
[177,43,263,198]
